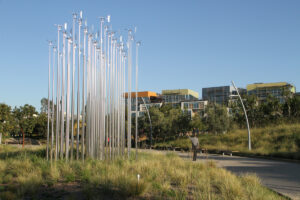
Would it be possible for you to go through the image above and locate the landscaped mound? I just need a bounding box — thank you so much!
[0,146,284,199]
[155,123,300,160]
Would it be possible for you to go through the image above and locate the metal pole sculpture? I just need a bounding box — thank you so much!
[48,12,140,161]
[231,81,251,150]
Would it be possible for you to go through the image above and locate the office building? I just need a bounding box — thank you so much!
[139,103,163,112]
[124,91,159,114]
[247,82,295,103]
[202,86,238,105]
[161,89,199,106]
[181,100,208,117]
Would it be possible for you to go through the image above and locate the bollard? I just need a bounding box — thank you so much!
[137,174,140,184]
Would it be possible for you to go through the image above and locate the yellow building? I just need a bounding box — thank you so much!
[162,89,199,104]
[247,82,295,103]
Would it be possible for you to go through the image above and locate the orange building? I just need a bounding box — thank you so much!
[125,91,159,114]
[124,91,157,98]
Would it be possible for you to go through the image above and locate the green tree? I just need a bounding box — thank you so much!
[204,103,230,134]
[283,95,300,119]
[148,106,166,140]
[166,108,181,137]
[260,95,282,125]
[231,94,261,128]
[290,96,300,118]
[176,110,191,135]
[13,104,38,137]
[190,113,204,131]
[33,112,47,138]
[40,97,56,114]
[0,103,15,137]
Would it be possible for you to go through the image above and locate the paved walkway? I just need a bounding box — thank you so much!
[179,152,300,200]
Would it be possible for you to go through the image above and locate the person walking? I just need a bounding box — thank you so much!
[189,132,199,161]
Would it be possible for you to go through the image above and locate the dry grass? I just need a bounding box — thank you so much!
[0,145,285,199]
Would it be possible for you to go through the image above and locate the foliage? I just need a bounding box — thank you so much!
[231,94,300,128]
[141,104,192,141]
[203,103,230,134]
[13,104,38,137]
[40,97,56,114]
[33,112,48,138]
[0,100,50,138]
[0,104,15,137]
[189,113,205,131]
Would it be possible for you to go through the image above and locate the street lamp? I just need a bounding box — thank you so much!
[231,81,251,150]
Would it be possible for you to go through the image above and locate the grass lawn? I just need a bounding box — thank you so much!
[154,123,300,160]
[0,145,285,200]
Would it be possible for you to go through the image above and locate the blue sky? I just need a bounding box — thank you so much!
[0,0,300,110]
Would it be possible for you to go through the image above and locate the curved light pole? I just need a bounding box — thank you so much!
[231,81,251,150]
[141,97,153,149]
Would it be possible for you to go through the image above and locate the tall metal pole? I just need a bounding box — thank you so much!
[60,25,67,159]
[77,12,82,160]
[104,25,108,159]
[51,46,56,161]
[231,81,251,150]
[71,13,77,160]
[86,34,92,157]
[135,41,140,159]
[47,41,52,160]
[100,17,105,159]
[66,37,71,160]
[127,30,132,158]
[55,25,62,161]
[82,26,87,161]
[108,31,112,159]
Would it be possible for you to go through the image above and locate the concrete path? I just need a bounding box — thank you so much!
[179,152,300,200]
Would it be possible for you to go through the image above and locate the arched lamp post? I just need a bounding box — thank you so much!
[231,81,251,150]
[141,97,153,149]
